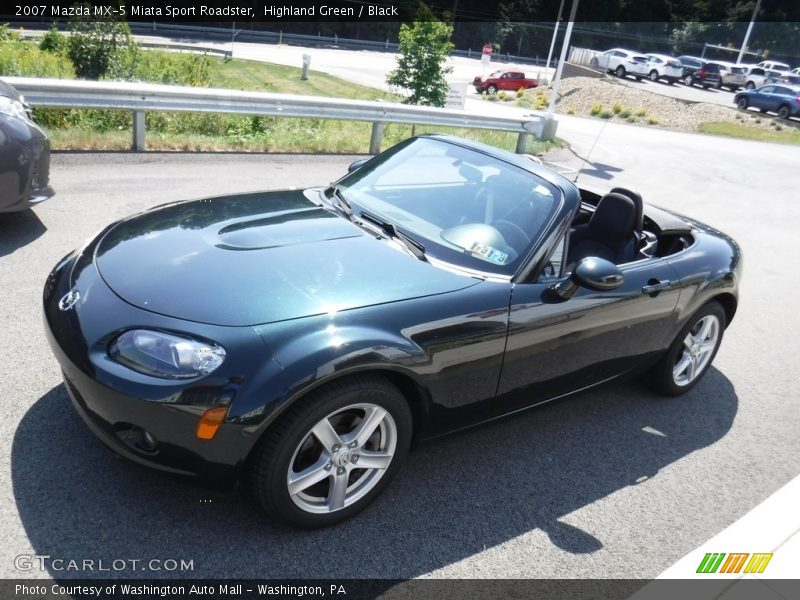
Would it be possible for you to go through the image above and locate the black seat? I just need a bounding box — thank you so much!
[567,192,639,265]
[609,187,643,233]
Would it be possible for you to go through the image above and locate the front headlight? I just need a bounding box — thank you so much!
[109,330,226,380]
[0,95,29,120]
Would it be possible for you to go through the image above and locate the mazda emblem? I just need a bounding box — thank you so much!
[58,289,80,311]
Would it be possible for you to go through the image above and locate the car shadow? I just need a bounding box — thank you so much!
[12,369,737,579]
[0,210,47,258]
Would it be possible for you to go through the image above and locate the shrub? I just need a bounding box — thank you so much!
[612,102,623,114]
[619,109,632,119]
[626,116,636,123]
[486,95,498,101]
[635,107,647,117]
[39,24,66,54]
[775,124,783,131]
[0,36,75,78]
[754,117,761,123]
[68,18,133,79]
[590,103,603,116]
[599,109,613,119]
[533,92,548,110]
[516,88,525,98]
[647,116,659,125]
[567,108,575,115]
[516,95,533,108]
[497,91,507,100]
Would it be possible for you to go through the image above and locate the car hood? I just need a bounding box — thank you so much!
[94,190,480,326]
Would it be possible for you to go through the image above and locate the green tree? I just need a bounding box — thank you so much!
[67,3,133,79]
[386,4,454,107]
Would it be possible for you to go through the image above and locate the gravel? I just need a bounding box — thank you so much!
[551,76,762,132]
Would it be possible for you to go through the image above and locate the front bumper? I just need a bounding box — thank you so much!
[42,250,270,489]
[0,119,55,213]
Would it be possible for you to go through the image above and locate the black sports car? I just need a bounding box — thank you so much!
[0,78,53,213]
[44,135,741,528]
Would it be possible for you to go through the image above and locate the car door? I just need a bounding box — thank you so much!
[754,85,775,110]
[493,242,681,416]
[768,86,790,111]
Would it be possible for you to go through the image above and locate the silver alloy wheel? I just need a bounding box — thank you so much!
[287,403,397,514]
[672,315,720,386]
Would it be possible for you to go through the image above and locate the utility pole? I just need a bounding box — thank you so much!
[547,0,579,116]
[544,0,566,76]
[736,0,761,64]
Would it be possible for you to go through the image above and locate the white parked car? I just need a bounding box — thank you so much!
[591,48,650,80]
[644,54,683,84]
[757,60,790,72]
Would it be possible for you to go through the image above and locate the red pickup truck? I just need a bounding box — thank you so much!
[473,70,539,93]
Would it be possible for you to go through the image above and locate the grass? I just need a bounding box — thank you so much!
[1,35,560,155]
[205,58,397,101]
[698,121,800,145]
[48,120,566,155]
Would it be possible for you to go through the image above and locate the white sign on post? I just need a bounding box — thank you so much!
[445,82,468,109]
[481,54,491,65]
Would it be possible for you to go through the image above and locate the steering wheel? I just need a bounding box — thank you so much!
[492,219,530,252]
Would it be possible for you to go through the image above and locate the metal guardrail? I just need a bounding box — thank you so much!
[6,77,550,153]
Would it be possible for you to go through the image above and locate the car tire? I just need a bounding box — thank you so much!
[777,105,791,120]
[615,65,626,78]
[716,81,722,89]
[247,374,413,528]
[736,97,749,110]
[487,84,497,94]
[667,78,675,85]
[635,76,642,81]
[684,74,694,86]
[649,70,659,82]
[702,84,709,89]
[648,302,726,397]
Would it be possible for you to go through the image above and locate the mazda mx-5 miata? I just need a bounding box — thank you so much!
[44,135,741,528]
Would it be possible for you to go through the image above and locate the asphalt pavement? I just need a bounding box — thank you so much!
[1,126,798,580]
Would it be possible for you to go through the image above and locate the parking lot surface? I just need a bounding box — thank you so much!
[1,130,798,579]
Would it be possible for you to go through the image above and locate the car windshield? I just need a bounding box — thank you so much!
[334,137,561,276]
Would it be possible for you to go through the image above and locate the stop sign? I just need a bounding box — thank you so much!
[482,44,493,55]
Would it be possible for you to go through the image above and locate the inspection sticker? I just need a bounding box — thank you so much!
[469,242,509,265]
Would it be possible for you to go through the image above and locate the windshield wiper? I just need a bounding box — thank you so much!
[328,185,354,219]
[359,210,427,262]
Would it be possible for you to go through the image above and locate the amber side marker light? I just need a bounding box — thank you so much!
[196,406,228,440]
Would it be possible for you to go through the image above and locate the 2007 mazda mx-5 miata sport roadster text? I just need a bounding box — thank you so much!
[44,135,741,528]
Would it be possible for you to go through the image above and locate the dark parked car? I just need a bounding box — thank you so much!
[0,78,53,212]
[473,70,539,94]
[44,135,741,528]
[735,84,800,119]
[677,56,722,89]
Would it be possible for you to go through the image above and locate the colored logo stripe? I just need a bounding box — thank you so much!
[744,553,773,574]
[697,553,726,573]
[696,552,773,574]
[719,553,749,573]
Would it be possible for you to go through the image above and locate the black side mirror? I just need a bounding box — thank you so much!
[551,257,624,300]
[348,158,369,173]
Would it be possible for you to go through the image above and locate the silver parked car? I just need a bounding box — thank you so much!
[711,62,747,91]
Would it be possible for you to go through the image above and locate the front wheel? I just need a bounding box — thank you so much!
[649,70,659,82]
[745,81,755,90]
[684,74,694,86]
[248,375,413,528]
[486,84,497,94]
[648,302,726,396]
[736,97,749,110]
[615,65,626,78]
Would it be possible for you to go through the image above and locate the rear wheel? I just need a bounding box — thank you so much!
[615,65,626,78]
[777,105,791,119]
[648,302,726,396]
[736,97,749,110]
[745,81,755,90]
[649,70,659,82]
[248,375,413,528]
[684,74,694,86]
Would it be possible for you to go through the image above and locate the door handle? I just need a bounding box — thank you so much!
[642,279,672,295]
